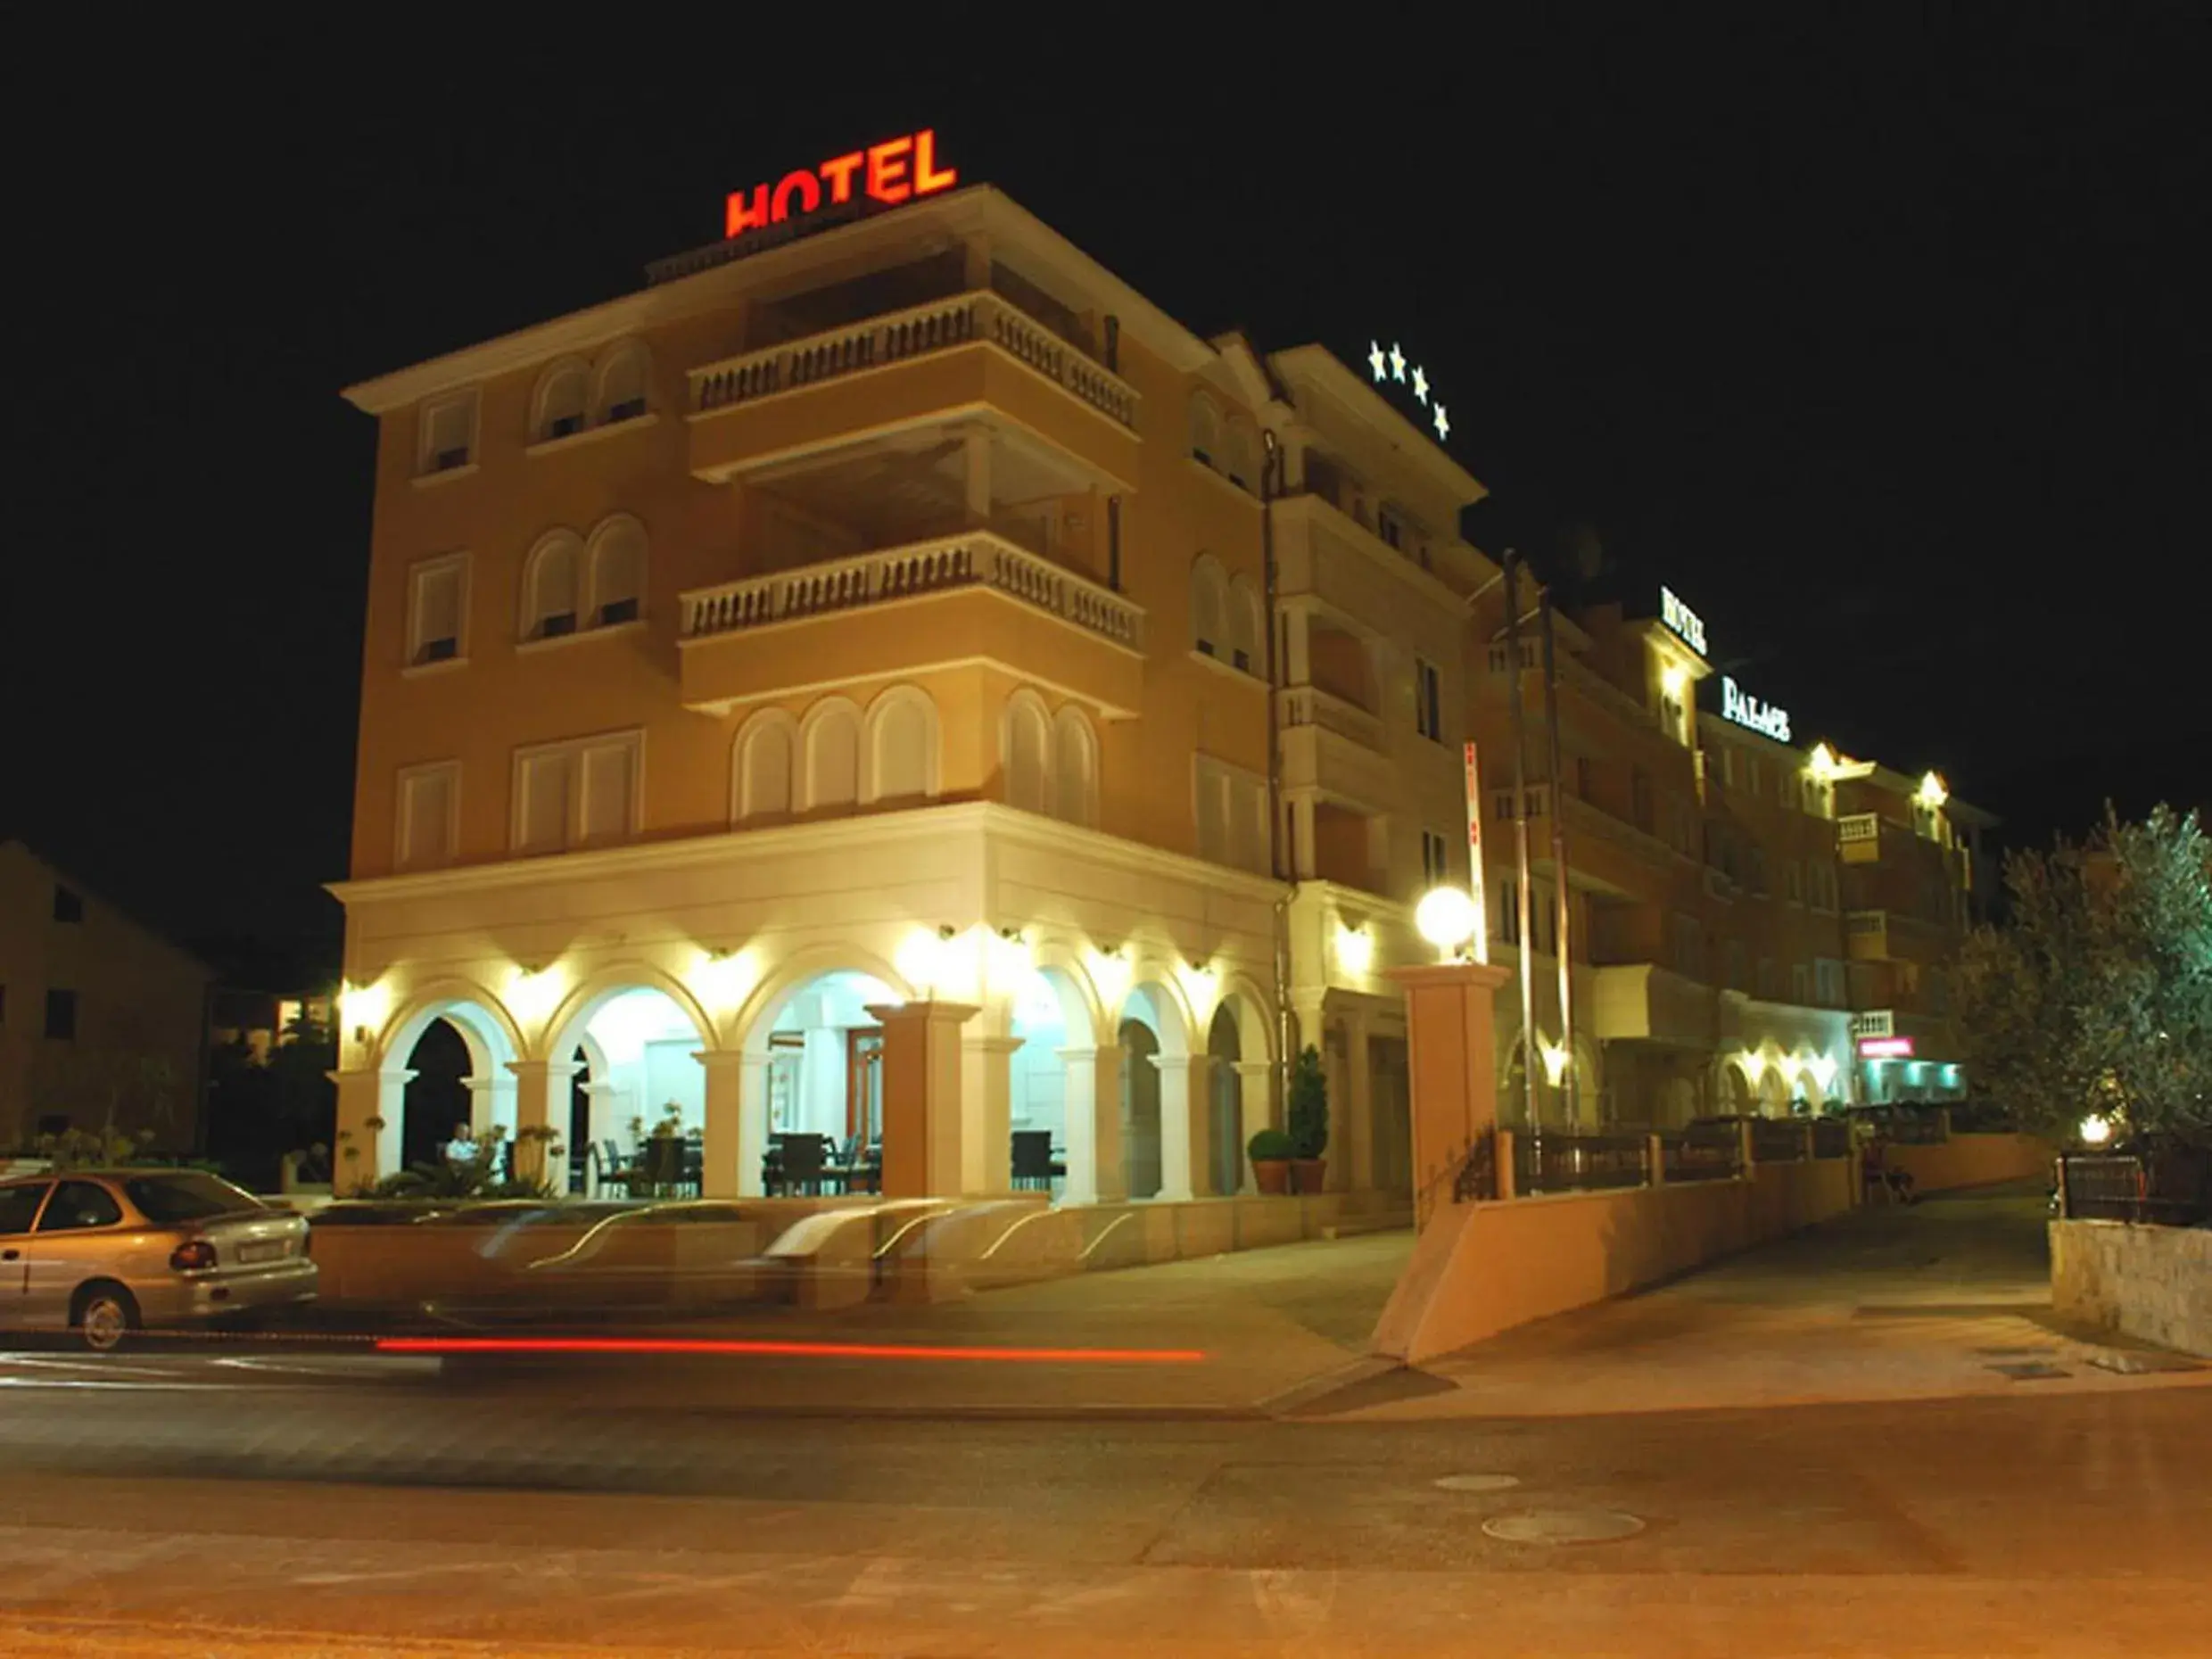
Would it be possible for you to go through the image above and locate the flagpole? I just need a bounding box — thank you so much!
[1540,594,1579,1127]
[1502,552,1539,1135]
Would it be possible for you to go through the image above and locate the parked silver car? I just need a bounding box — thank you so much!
[0,1169,317,1351]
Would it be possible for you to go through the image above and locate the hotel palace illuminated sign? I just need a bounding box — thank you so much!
[1659,586,1707,656]
[1721,676,1792,743]
[725,128,958,240]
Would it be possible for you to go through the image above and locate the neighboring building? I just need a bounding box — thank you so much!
[210,988,337,1065]
[0,839,212,1151]
[327,155,1992,1203]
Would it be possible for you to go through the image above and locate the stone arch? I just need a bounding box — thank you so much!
[730,706,798,824]
[1023,940,1110,1050]
[1210,970,1277,1066]
[585,513,647,628]
[594,338,652,423]
[519,528,584,640]
[530,357,591,443]
[731,942,916,1057]
[1116,969,1194,1060]
[378,983,527,1178]
[539,963,716,1068]
[1226,574,1264,674]
[1190,552,1227,657]
[1002,689,1052,814]
[1051,704,1097,827]
[1187,392,1223,468]
[864,683,940,805]
[1223,419,1261,491]
[800,696,864,812]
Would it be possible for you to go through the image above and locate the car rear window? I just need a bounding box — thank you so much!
[124,1173,265,1224]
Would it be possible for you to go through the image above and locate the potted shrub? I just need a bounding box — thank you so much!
[1287,1044,1330,1193]
[1247,1127,1295,1195]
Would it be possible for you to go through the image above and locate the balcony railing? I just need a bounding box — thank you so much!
[1278,684,1385,752]
[689,290,1139,429]
[680,531,1144,651]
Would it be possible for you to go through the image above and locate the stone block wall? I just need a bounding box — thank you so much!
[2051,1219,2212,1358]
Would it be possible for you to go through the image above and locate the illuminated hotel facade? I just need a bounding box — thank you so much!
[330,144,1988,1202]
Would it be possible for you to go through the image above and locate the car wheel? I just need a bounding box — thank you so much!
[75,1283,140,1354]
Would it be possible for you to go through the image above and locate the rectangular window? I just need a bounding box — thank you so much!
[417,392,478,475]
[1415,658,1442,741]
[53,885,83,923]
[513,732,641,854]
[1671,914,1704,980]
[1721,747,1737,788]
[45,988,77,1040]
[407,553,469,668]
[1498,877,1521,945]
[1378,507,1403,549]
[1421,829,1449,887]
[1792,962,1811,1005]
[1815,958,1845,1007]
[396,762,460,871]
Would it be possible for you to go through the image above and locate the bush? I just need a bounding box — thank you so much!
[1287,1044,1330,1159]
[1247,1127,1295,1162]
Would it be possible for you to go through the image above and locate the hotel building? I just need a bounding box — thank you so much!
[330,151,1987,1205]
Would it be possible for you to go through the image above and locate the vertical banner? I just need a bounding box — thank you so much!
[1463,740,1490,964]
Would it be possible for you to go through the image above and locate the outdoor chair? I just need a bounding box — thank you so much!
[777,1132,829,1196]
[1011,1130,1059,1190]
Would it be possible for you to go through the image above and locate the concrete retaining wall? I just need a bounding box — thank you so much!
[1374,1158,1859,1365]
[2051,1218,2212,1358]
[1889,1134,2051,1194]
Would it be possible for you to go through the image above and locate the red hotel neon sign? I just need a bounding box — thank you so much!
[725,129,958,240]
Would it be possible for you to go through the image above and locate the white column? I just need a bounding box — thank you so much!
[332,1067,408,1196]
[462,1072,518,1141]
[504,1060,578,1193]
[1151,1053,1204,1201]
[1057,1044,1124,1204]
[800,1019,844,1142]
[962,1031,1023,1196]
[697,1051,757,1201]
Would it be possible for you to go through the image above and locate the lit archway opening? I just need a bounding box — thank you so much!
[1118,983,1187,1200]
[385,998,519,1182]
[549,988,711,1195]
[1010,967,1085,1196]
[1206,1004,1244,1196]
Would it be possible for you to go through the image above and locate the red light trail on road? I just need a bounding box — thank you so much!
[373,1335,1207,1365]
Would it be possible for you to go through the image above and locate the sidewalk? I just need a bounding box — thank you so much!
[1303,1184,2208,1421]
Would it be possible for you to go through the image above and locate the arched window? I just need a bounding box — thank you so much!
[1003,691,1052,815]
[801,698,863,811]
[865,686,939,805]
[595,341,651,425]
[1187,395,1222,468]
[520,530,583,640]
[1190,553,1227,657]
[1226,574,1264,675]
[532,359,591,443]
[1224,421,1260,492]
[1052,706,1098,827]
[731,710,797,823]
[586,515,646,628]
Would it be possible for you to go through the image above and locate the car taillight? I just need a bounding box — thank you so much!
[170,1240,218,1272]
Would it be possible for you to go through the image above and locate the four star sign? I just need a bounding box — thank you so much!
[1367,337,1453,445]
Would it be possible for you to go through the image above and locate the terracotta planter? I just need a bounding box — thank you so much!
[1292,1157,1327,1194]
[1253,1160,1292,1196]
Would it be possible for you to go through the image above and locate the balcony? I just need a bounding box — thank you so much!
[1838,812,1882,863]
[1277,684,1385,753]
[677,531,1146,715]
[1845,909,1891,961]
[687,292,1140,490]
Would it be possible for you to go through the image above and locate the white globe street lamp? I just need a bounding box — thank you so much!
[1416,886,1480,963]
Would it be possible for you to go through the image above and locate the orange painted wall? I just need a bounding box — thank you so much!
[1888,1134,2051,1194]
[1374,1156,1858,1364]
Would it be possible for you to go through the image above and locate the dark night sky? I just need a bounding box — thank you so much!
[6,11,2207,983]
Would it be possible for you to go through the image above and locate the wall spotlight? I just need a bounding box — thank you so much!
[1000,927,1023,942]
[937,924,958,942]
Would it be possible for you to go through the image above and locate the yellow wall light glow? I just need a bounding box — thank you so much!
[1808,1054,1838,1091]
[895,929,950,997]
[1540,1040,1571,1087]
[339,978,392,1044]
[1739,1050,1767,1084]
[1917,770,1949,809]
[1333,924,1376,978]
[506,963,570,1030]
[689,947,762,1017]
[2078,1114,2113,1146]
[1085,945,1134,1013]
[1661,663,1688,698]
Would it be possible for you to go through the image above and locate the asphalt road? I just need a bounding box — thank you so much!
[1,1345,2208,1655]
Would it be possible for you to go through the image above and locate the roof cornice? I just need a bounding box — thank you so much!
[1268,344,1488,505]
[342,186,1218,416]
